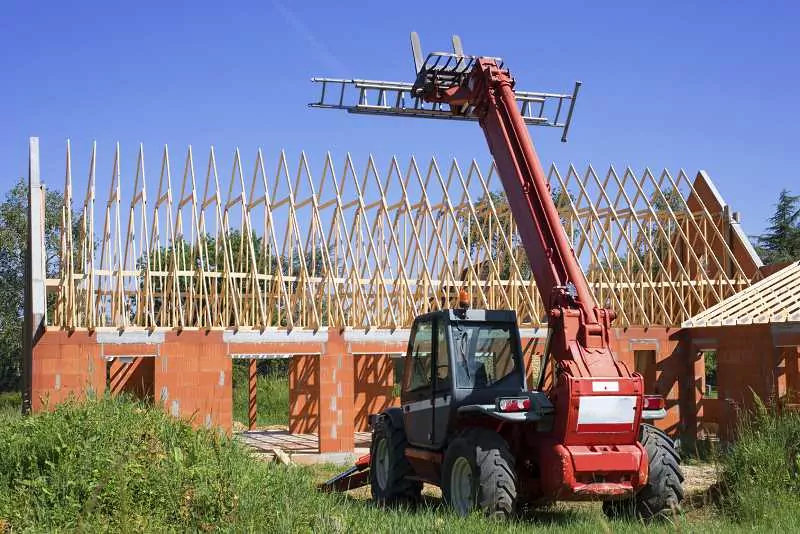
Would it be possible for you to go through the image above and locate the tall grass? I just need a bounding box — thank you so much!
[0,391,21,413]
[3,393,799,532]
[717,400,800,529]
[0,396,734,533]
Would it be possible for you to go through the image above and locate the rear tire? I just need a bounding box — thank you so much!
[603,424,684,520]
[442,428,517,518]
[369,416,421,505]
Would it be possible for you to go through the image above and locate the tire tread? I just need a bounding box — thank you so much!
[604,423,684,520]
[443,428,517,518]
[369,417,422,504]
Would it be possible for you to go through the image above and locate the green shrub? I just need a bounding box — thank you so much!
[718,400,800,529]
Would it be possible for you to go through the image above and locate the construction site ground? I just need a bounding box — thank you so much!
[301,460,721,522]
[236,429,720,512]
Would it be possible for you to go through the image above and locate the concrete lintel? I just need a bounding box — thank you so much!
[772,323,800,347]
[352,351,407,356]
[690,337,718,350]
[103,354,157,364]
[519,327,549,339]
[626,338,661,351]
[342,327,549,344]
[223,329,328,344]
[772,323,800,334]
[97,330,165,344]
[229,353,316,360]
[343,328,411,343]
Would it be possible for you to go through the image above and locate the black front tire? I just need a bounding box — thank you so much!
[603,424,685,520]
[442,428,517,518]
[369,416,421,505]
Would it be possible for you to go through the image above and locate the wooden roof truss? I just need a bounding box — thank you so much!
[47,143,761,331]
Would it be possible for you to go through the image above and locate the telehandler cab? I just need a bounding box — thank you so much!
[314,33,684,520]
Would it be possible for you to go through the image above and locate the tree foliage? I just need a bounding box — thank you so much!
[755,189,800,264]
[0,178,78,392]
[141,231,337,327]
[457,186,574,281]
[588,186,684,278]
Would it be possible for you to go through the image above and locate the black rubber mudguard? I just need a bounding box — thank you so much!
[317,453,371,492]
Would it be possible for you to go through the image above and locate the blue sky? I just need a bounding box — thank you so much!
[1,0,797,237]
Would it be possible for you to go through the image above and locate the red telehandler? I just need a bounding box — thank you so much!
[312,33,683,519]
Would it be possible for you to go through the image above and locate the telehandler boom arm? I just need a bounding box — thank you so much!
[410,46,627,381]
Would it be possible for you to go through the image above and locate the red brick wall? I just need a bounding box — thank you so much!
[613,327,683,437]
[32,330,232,432]
[31,331,105,411]
[685,323,780,441]
[155,331,232,431]
[35,321,791,451]
[684,173,761,281]
[289,354,319,434]
[354,354,395,432]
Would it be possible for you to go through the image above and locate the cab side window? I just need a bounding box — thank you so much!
[434,320,450,391]
[405,320,433,392]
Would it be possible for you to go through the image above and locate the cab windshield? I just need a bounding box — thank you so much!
[452,322,521,389]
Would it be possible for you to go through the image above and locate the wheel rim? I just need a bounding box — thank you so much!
[374,437,389,491]
[450,456,474,516]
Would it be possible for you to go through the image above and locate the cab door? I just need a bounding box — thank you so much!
[402,318,434,447]
[431,317,452,448]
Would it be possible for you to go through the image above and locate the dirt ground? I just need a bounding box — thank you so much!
[312,460,721,505]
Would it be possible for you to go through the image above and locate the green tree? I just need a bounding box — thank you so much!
[637,186,685,276]
[589,186,685,278]
[0,178,78,392]
[458,186,574,281]
[755,189,800,264]
[141,230,337,328]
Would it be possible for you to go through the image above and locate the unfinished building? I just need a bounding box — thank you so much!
[24,136,780,451]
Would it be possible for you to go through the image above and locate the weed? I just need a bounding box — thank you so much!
[717,401,800,529]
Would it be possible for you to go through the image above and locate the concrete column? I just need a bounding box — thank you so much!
[23,137,46,414]
[318,328,354,453]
